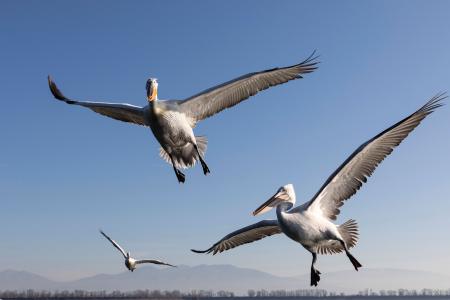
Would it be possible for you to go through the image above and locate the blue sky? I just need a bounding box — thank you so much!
[1,0,450,281]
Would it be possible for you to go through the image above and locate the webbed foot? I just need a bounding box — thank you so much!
[310,267,321,286]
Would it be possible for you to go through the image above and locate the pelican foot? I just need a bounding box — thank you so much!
[201,161,210,175]
[310,267,321,286]
[347,252,362,271]
[175,170,186,183]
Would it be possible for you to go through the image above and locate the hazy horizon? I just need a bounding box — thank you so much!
[1,0,450,283]
[1,264,450,294]
[6,264,450,283]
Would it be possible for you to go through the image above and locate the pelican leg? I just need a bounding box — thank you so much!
[169,154,185,183]
[339,240,362,271]
[310,253,321,286]
[193,144,210,175]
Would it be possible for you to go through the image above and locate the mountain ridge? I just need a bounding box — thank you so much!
[1,265,449,294]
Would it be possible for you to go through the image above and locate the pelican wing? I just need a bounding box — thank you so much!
[191,220,281,255]
[48,76,146,126]
[306,94,446,220]
[135,259,176,267]
[99,230,127,259]
[178,53,318,123]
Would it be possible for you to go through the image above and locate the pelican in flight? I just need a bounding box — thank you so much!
[99,230,176,271]
[48,53,318,183]
[192,94,445,286]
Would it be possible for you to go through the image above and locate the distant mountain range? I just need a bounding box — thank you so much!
[1,265,449,294]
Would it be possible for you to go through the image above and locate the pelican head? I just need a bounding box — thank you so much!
[253,184,296,216]
[146,78,158,102]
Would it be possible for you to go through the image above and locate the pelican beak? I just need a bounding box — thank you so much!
[252,189,283,216]
[147,84,154,102]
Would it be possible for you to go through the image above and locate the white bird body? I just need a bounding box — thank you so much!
[148,101,198,162]
[278,208,342,251]
[192,94,445,286]
[125,257,137,271]
[48,54,318,183]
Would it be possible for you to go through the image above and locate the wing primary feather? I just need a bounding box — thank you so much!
[179,53,319,123]
[99,229,127,258]
[306,93,446,220]
[48,76,147,126]
[191,220,281,255]
[48,76,75,103]
[135,259,176,267]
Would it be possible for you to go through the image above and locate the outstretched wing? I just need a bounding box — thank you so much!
[135,259,176,267]
[178,53,318,124]
[191,220,281,255]
[306,93,446,221]
[48,76,147,126]
[99,230,127,258]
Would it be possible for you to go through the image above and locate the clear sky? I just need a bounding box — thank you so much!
[1,0,449,282]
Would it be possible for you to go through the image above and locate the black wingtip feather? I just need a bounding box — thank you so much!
[420,92,447,114]
[285,51,320,75]
[191,249,208,254]
[304,50,320,63]
[48,75,75,103]
[99,229,108,238]
[300,50,320,67]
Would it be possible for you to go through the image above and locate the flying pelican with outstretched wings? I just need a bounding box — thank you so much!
[48,53,318,183]
[99,230,175,271]
[192,94,445,286]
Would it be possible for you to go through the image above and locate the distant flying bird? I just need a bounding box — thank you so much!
[48,53,318,183]
[192,94,445,286]
[99,230,175,271]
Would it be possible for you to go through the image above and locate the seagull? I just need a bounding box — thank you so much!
[99,230,176,271]
[48,53,318,183]
[192,94,445,286]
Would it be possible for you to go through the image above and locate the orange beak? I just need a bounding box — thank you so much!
[147,84,157,101]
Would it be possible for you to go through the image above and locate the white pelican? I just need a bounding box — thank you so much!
[99,230,176,271]
[48,53,318,183]
[192,94,445,286]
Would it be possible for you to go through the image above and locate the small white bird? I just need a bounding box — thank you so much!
[48,53,318,183]
[99,230,175,271]
[192,94,445,286]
